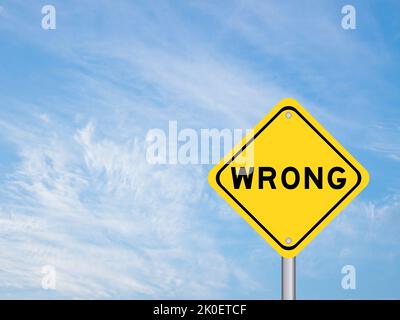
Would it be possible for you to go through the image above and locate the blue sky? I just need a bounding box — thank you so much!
[0,0,399,299]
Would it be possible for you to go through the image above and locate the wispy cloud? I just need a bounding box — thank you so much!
[0,117,257,298]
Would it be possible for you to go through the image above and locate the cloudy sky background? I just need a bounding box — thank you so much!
[0,0,399,299]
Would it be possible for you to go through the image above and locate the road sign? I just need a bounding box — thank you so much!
[208,98,369,258]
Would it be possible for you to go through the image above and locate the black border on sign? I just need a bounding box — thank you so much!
[215,106,362,250]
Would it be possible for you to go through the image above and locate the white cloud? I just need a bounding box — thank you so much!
[0,117,256,298]
[304,194,400,262]
[365,121,400,161]
[1,1,285,297]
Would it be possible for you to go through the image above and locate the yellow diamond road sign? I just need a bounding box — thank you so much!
[208,98,369,258]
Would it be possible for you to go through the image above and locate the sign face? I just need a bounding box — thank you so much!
[208,98,369,257]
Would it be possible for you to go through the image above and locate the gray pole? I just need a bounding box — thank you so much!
[281,257,296,300]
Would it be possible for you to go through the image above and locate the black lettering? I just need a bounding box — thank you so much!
[258,167,276,189]
[305,167,323,189]
[231,167,254,189]
[281,167,300,189]
[328,167,346,189]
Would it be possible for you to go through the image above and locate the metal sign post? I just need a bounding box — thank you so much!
[281,257,296,300]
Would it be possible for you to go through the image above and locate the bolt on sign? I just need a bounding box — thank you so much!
[208,98,369,258]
